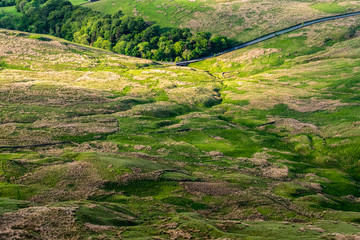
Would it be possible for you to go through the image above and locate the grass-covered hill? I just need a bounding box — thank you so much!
[85,0,360,42]
[0,13,360,239]
[2,0,360,63]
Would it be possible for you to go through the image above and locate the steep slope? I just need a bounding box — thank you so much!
[0,26,360,239]
[85,0,360,42]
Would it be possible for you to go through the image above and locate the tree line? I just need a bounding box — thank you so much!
[0,0,233,62]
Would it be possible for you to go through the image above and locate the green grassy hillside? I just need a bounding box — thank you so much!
[0,15,360,239]
[85,0,360,41]
[0,5,20,15]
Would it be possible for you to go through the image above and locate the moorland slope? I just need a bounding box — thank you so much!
[0,13,360,239]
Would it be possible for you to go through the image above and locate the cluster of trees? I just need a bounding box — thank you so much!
[0,0,15,7]
[15,0,48,13]
[0,0,232,61]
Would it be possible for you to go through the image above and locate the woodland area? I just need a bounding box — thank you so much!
[0,0,232,61]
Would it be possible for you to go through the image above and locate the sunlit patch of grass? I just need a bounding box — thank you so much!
[311,3,349,14]
[0,6,22,16]
[0,182,35,200]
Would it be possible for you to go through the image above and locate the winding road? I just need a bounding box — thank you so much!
[175,11,360,66]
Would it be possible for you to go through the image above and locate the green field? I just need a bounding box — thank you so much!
[69,0,88,5]
[311,2,350,14]
[0,11,360,238]
[0,6,21,16]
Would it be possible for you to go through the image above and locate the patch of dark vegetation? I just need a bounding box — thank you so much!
[257,121,276,128]
[147,128,192,135]
[162,197,208,210]
[0,141,71,149]
[76,204,138,226]
[103,180,178,197]
[155,120,177,128]
[319,197,360,212]
[131,102,190,118]
[28,35,52,41]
